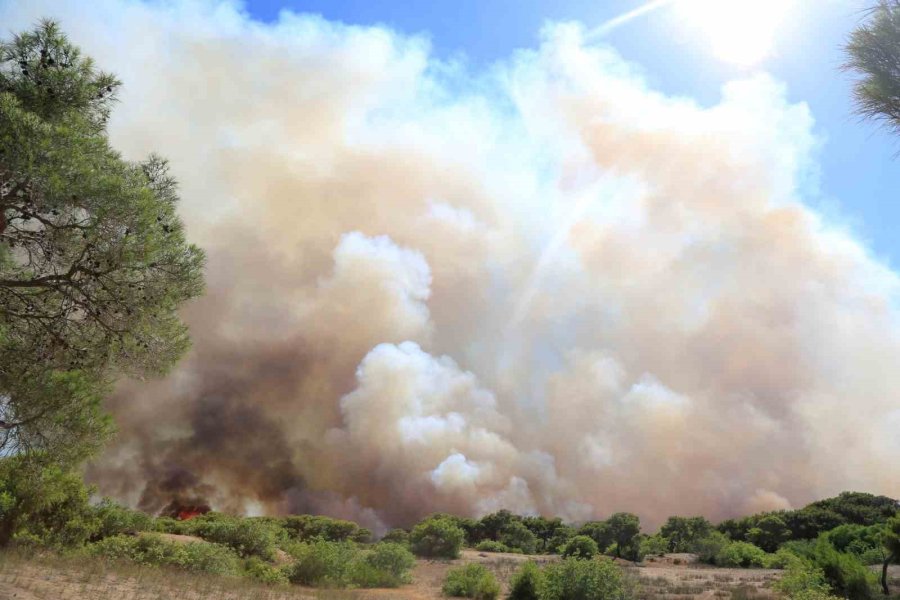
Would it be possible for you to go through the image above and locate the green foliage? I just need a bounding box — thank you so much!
[475,540,511,553]
[381,528,409,545]
[89,534,240,575]
[242,556,289,585]
[562,535,599,560]
[539,557,632,600]
[522,516,572,554]
[774,553,841,600]
[715,541,768,568]
[691,531,731,564]
[846,0,900,135]
[578,521,613,553]
[499,520,538,554]
[822,524,885,564]
[477,510,518,543]
[442,563,500,599]
[281,514,363,543]
[508,560,544,600]
[639,534,669,558]
[808,539,875,600]
[604,513,641,559]
[746,515,791,553]
[187,514,279,560]
[284,539,414,588]
[91,499,153,540]
[409,515,464,558]
[659,516,712,553]
[363,542,415,584]
[0,20,204,463]
[0,456,98,548]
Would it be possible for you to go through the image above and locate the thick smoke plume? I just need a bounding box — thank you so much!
[3,0,900,531]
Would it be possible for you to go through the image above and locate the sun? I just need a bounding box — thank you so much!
[673,0,795,66]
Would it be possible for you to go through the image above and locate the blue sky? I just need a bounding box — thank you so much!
[245,0,899,267]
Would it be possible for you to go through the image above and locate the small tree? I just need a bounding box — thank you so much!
[606,512,641,560]
[409,515,465,559]
[508,560,544,600]
[540,557,631,600]
[660,516,712,552]
[500,520,538,554]
[562,535,599,559]
[747,515,791,553]
[880,516,900,595]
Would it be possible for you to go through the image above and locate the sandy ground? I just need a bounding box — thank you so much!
[2,548,899,600]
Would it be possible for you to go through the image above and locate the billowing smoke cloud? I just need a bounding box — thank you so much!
[4,0,900,531]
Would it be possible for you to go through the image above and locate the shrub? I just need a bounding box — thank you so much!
[285,540,358,587]
[775,554,838,599]
[660,516,712,552]
[89,534,240,575]
[539,557,631,600]
[508,560,544,600]
[475,540,511,553]
[442,563,500,599]
[716,541,769,568]
[189,516,278,560]
[562,535,599,560]
[0,459,99,549]
[692,531,730,564]
[363,542,415,584]
[639,534,669,558]
[282,515,362,542]
[381,528,410,545]
[243,556,289,585]
[499,521,538,554]
[91,500,154,540]
[409,516,465,558]
[809,540,875,600]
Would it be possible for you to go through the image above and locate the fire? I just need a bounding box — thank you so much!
[176,507,206,521]
[161,499,210,521]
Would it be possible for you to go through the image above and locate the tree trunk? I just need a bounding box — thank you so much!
[883,552,895,596]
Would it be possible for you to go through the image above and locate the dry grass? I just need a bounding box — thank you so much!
[0,549,794,600]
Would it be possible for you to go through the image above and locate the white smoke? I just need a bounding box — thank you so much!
[3,0,899,528]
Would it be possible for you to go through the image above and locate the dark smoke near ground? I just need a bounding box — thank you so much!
[3,0,900,532]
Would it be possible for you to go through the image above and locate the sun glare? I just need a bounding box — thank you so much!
[673,0,795,66]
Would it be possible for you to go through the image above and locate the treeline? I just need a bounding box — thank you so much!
[2,457,898,599]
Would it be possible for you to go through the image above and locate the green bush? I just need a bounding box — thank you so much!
[499,521,538,554]
[562,535,599,560]
[775,553,839,600]
[539,557,631,600]
[809,540,875,600]
[508,560,544,600]
[0,458,99,549]
[285,540,358,586]
[442,563,500,599]
[639,534,669,558]
[716,541,769,568]
[691,531,730,564]
[282,515,363,542]
[189,515,278,560]
[284,539,412,588]
[381,528,410,545]
[89,534,240,575]
[91,500,154,540]
[243,556,289,584]
[475,540,511,553]
[363,542,415,584]
[409,516,465,558]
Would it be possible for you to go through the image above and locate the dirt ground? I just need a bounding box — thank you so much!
[2,548,898,600]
